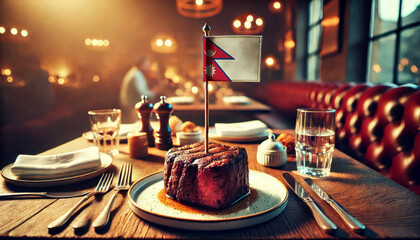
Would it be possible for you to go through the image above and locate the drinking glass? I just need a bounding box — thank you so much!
[88,109,121,156]
[295,108,336,177]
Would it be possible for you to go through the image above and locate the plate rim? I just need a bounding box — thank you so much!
[208,128,269,142]
[1,152,113,187]
[128,169,288,225]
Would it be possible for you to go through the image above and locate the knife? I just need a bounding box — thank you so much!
[0,191,89,199]
[304,178,366,233]
[282,173,337,234]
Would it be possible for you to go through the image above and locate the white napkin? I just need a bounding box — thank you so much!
[11,146,102,179]
[119,123,136,136]
[215,120,267,137]
[223,96,251,105]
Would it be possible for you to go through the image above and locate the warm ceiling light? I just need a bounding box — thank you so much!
[172,75,181,83]
[321,17,340,27]
[265,57,275,67]
[58,78,65,85]
[10,28,18,35]
[195,0,203,6]
[165,39,172,47]
[48,76,55,83]
[269,0,282,13]
[7,76,13,83]
[3,68,11,76]
[85,38,92,45]
[151,36,177,53]
[246,15,254,22]
[176,0,222,18]
[104,40,110,46]
[93,75,100,82]
[191,86,199,94]
[372,64,381,73]
[232,13,264,34]
[400,58,409,66]
[244,21,252,29]
[21,29,28,37]
[411,65,418,73]
[285,40,295,48]
[0,27,6,34]
[97,40,104,46]
[92,39,98,46]
[184,81,193,89]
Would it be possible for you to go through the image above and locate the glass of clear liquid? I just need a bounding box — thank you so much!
[88,109,121,156]
[295,108,336,177]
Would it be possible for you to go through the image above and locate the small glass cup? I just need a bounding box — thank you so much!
[88,109,121,156]
[295,108,336,177]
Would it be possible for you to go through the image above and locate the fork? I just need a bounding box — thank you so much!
[92,163,132,228]
[47,173,114,230]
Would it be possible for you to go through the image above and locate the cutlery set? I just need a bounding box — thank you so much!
[282,172,365,234]
[45,163,132,230]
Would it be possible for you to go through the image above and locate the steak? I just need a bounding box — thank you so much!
[164,142,249,209]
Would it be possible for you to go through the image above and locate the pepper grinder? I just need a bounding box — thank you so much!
[135,95,155,147]
[153,96,173,150]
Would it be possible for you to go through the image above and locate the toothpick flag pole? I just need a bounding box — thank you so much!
[203,23,210,154]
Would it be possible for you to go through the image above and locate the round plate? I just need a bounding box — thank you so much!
[209,128,269,143]
[166,96,195,105]
[1,153,113,187]
[128,170,288,231]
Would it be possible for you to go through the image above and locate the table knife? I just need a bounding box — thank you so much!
[282,173,337,234]
[0,191,88,199]
[304,178,366,233]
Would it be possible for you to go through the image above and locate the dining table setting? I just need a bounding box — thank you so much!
[1,108,420,239]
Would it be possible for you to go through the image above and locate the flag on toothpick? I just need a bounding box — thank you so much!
[203,36,262,82]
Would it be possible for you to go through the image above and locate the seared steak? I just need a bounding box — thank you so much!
[164,142,249,209]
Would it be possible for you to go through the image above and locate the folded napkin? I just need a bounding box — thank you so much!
[223,96,251,105]
[119,123,137,136]
[215,120,267,137]
[11,146,102,179]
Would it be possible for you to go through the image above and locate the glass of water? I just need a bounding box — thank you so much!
[88,109,121,156]
[295,108,336,177]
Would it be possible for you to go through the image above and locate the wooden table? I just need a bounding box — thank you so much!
[1,129,420,239]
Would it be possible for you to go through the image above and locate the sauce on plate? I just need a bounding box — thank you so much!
[157,187,258,215]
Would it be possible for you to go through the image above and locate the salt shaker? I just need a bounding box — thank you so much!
[135,95,155,147]
[153,96,173,150]
[257,133,287,167]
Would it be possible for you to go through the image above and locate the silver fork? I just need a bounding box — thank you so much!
[48,173,114,230]
[92,163,132,228]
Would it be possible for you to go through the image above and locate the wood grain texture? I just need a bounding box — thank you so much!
[1,129,420,239]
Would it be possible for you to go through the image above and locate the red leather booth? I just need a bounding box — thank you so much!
[252,81,420,194]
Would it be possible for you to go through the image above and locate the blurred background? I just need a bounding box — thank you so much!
[0,0,419,166]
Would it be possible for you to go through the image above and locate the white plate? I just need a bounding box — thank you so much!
[223,96,251,105]
[166,96,195,105]
[209,128,269,142]
[1,153,113,187]
[128,170,288,231]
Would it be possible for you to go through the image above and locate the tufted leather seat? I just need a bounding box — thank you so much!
[252,81,420,194]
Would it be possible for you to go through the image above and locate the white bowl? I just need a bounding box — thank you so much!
[176,131,203,146]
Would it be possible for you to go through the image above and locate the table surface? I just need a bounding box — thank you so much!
[1,129,420,239]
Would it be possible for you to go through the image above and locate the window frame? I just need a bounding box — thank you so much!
[367,0,420,84]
